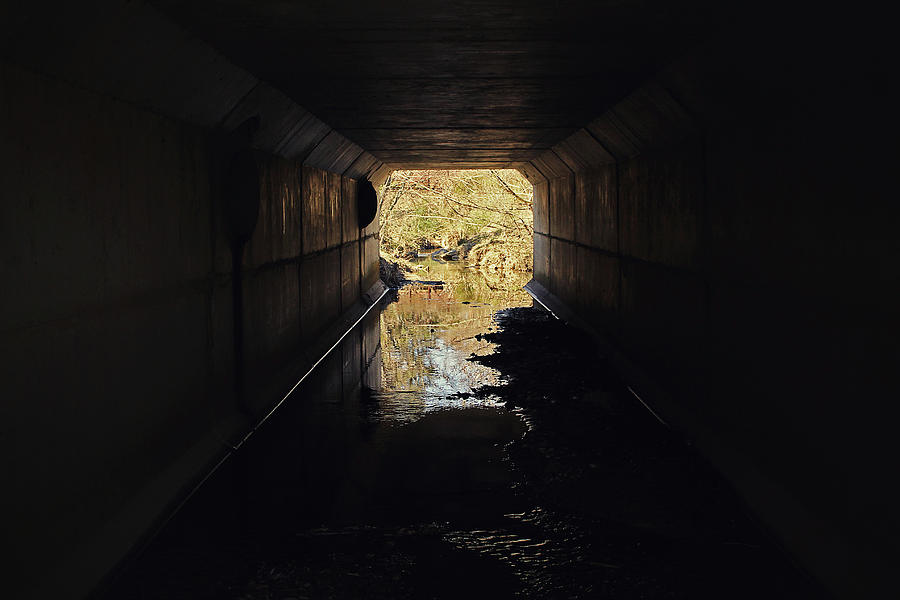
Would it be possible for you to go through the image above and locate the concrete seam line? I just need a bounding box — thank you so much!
[549,147,576,176]
[580,125,618,164]
[243,283,390,443]
[627,385,669,427]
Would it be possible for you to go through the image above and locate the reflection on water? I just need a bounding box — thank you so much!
[368,259,532,423]
[104,262,544,599]
[443,506,603,598]
[105,257,819,599]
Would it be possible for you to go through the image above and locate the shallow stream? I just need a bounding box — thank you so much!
[369,258,531,422]
[103,261,820,599]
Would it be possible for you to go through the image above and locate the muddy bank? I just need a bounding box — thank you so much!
[379,256,407,287]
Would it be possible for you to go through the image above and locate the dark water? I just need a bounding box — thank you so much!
[103,264,544,598]
[103,262,821,599]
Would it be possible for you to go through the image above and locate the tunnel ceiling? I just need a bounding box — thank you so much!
[153,0,712,170]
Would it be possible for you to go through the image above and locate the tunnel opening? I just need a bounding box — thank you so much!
[371,168,537,421]
[377,169,533,294]
[3,1,893,597]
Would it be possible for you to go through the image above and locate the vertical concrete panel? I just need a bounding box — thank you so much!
[617,156,651,261]
[703,128,843,287]
[299,248,341,345]
[618,143,702,269]
[323,248,341,323]
[575,245,619,325]
[574,165,619,253]
[242,263,301,391]
[595,165,619,253]
[574,173,592,247]
[532,181,550,235]
[647,143,703,269]
[299,254,323,341]
[301,166,326,254]
[356,239,364,295]
[574,244,592,317]
[361,235,379,292]
[341,177,359,243]
[563,241,577,306]
[248,156,302,267]
[583,249,620,334]
[325,171,342,249]
[549,238,575,304]
[108,113,212,296]
[341,243,361,312]
[549,175,575,241]
[0,66,109,322]
[533,233,551,287]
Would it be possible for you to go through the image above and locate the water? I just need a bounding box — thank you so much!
[104,263,544,598]
[103,261,820,599]
[370,258,531,423]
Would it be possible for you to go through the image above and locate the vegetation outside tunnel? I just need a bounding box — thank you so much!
[378,169,534,275]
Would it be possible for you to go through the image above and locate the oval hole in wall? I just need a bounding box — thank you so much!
[358,178,377,229]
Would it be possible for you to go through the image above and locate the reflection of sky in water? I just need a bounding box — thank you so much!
[370,264,531,424]
[391,333,501,394]
[371,310,506,424]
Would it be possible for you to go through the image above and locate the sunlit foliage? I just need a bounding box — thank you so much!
[379,169,533,272]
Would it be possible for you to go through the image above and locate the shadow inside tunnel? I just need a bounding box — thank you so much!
[99,280,824,600]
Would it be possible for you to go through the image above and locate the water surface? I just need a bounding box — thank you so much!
[371,258,532,423]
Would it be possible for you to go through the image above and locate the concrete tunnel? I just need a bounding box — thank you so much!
[0,1,896,598]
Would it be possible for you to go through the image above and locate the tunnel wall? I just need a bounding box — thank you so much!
[240,160,381,415]
[0,56,381,599]
[519,33,897,599]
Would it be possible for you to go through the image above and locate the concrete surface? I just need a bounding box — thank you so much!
[0,56,381,599]
[1,2,896,599]
[527,23,898,598]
